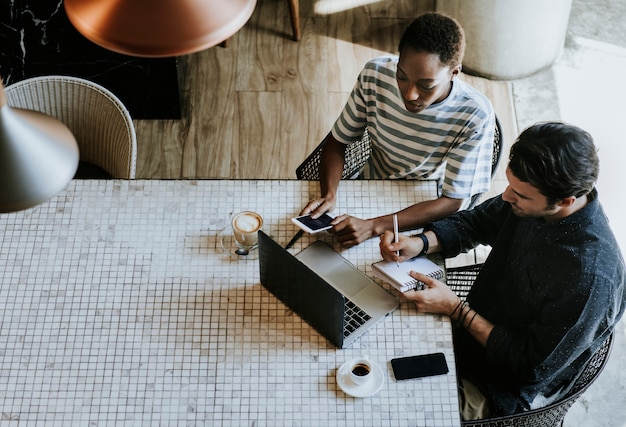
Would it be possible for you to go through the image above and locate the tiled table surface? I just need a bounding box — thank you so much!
[0,180,460,426]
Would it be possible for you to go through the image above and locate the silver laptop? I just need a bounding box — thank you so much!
[258,230,399,348]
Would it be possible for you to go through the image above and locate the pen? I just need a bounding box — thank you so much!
[285,229,304,250]
[393,214,399,267]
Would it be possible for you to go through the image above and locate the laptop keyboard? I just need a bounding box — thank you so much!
[343,299,372,338]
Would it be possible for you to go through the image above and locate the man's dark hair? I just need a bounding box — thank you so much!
[508,122,599,204]
[398,12,465,68]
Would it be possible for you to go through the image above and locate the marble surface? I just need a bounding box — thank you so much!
[0,179,460,426]
[0,0,181,119]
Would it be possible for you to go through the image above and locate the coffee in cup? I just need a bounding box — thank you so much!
[231,211,263,249]
[349,358,373,386]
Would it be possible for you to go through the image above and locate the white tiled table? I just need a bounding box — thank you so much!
[0,180,460,426]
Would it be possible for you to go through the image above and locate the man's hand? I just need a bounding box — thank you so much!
[402,272,459,315]
[379,230,422,262]
[406,271,493,347]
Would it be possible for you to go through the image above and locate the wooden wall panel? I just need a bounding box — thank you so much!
[134,0,516,181]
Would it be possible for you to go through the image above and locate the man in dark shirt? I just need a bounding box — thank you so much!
[380,122,626,419]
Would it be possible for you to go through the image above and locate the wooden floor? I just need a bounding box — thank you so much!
[133,0,518,182]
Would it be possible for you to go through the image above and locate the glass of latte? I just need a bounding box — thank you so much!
[231,211,263,250]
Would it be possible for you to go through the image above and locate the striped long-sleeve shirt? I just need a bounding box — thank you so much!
[331,55,495,201]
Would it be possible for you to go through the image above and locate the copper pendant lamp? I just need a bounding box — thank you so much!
[0,80,79,213]
[64,0,257,57]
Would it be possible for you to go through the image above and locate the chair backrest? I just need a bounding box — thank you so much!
[462,333,613,427]
[5,75,137,179]
[295,117,502,196]
[447,263,615,427]
[296,129,372,180]
[467,116,503,208]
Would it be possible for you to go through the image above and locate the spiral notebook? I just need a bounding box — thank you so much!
[372,256,444,292]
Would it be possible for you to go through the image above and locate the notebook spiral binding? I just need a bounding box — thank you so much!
[403,269,444,291]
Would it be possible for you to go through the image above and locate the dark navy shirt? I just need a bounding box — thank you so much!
[428,189,626,415]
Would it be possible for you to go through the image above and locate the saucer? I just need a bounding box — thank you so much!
[218,230,259,260]
[336,358,385,398]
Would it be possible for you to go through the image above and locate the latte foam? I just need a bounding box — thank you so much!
[234,213,261,232]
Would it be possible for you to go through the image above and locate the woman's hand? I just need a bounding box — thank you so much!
[301,196,336,219]
[329,214,375,247]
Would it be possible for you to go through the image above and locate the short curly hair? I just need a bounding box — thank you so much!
[398,12,465,69]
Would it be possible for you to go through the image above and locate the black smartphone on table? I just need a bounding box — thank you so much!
[391,352,449,381]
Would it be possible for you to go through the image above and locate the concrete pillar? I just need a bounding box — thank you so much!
[436,0,573,80]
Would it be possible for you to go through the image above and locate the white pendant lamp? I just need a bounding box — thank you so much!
[0,80,79,213]
[64,0,257,58]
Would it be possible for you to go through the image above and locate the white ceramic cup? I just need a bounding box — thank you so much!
[231,211,263,249]
[349,358,373,386]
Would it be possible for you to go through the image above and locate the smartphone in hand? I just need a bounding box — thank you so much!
[291,213,334,234]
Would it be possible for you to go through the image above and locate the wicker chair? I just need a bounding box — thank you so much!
[446,264,615,427]
[296,118,502,208]
[5,75,137,179]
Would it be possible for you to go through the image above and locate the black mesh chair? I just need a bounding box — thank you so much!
[296,129,373,180]
[468,117,502,208]
[446,264,615,427]
[295,118,502,209]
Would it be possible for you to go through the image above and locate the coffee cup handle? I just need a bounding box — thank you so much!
[219,229,229,252]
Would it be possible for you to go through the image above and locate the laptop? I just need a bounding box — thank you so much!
[258,230,399,348]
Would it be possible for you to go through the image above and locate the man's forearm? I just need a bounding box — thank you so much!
[450,300,494,348]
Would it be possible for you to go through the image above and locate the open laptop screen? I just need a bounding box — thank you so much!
[258,230,346,347]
